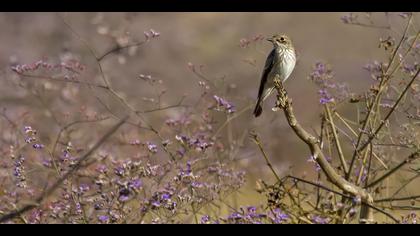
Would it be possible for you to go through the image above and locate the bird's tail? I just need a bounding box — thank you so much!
[253,99,263,117]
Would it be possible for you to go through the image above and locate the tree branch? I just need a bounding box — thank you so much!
[273,77,373,205]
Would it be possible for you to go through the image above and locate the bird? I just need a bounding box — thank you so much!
[253,34,296,117]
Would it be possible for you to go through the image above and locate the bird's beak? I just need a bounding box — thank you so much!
[266,38,274,42]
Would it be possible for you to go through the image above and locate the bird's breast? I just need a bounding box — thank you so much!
[270,51,296,83]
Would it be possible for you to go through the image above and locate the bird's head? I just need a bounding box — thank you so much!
[267,34,293,49]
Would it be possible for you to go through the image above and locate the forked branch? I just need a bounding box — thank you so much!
[272,76,373,212]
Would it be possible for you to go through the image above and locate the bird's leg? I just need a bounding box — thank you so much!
[273,75,289,111]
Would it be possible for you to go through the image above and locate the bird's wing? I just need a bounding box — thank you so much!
[256,49,275,101]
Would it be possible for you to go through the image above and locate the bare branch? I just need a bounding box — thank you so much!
[357,68,420,154]
[250,131,281,182]
[325,104,349,174]
[366,151,420,189]
[273,77,373,205]
[98,41,146,62]
[347,16,414,179]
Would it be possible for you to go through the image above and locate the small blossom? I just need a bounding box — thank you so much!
[98,215,109,223]
[42,159,52,168]
[129,179,143,189]
[146,142,158,154]
[307,155,321,172]
[312,215,330,224]
[211,95,235,114]
[270,208,289,224]
[78,184,90,193]
[150,29,160,37]
[201,215,211,224]
[129,139,141,145]
[32,143,45,149]
[14,155,26,188]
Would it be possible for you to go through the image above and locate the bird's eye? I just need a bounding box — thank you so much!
[280,37,285,41]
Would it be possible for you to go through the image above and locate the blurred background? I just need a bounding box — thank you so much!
[0,12,407,206]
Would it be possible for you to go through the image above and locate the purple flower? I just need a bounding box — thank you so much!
[270,208,289,223]
[186,161,192,175]
[114,166,125,177]
[147,142,158,154]
[78,184,90,193]
[25,137,34,144]
[309,62,349,104]
[201,215,211,224]
[320,97,335,105]
[150,29,160,37]
[14,155,26,188]
[119,195,130,202]
[129,179,142,189]
[312,215,329,224]
[144,29,160,41]
[32,143,44,149]
[151,201,161,208]
[42,159,52,168]
[119,188,130,201]
[191,181,203,188]
[402,62,418,76]
[75,202,82,215]
[24,126,34,134]
[95,164,108,173]
[247,206,257,214]
[227,212,243,220]
[98,215,109,223]
[212,95,235,114]
[364,61,388,80]
[307,155,321,172]
[28,209,42,224]
[161,193,171,200]
[319,89,334,105]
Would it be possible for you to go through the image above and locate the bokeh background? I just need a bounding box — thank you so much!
[0,12,408,207]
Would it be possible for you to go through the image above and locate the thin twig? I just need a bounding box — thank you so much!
[357,68,420,154]
[325,104,349,174]
[375,194,420,203]
[250,131,281,182]
[366,151,420,188]
[347,15,414,179]
[98,41,146,62]
[284,175,398,223]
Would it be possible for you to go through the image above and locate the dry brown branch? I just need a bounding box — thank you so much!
[273,76,375,223]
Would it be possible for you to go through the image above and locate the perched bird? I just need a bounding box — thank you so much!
[253,34,296,117]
